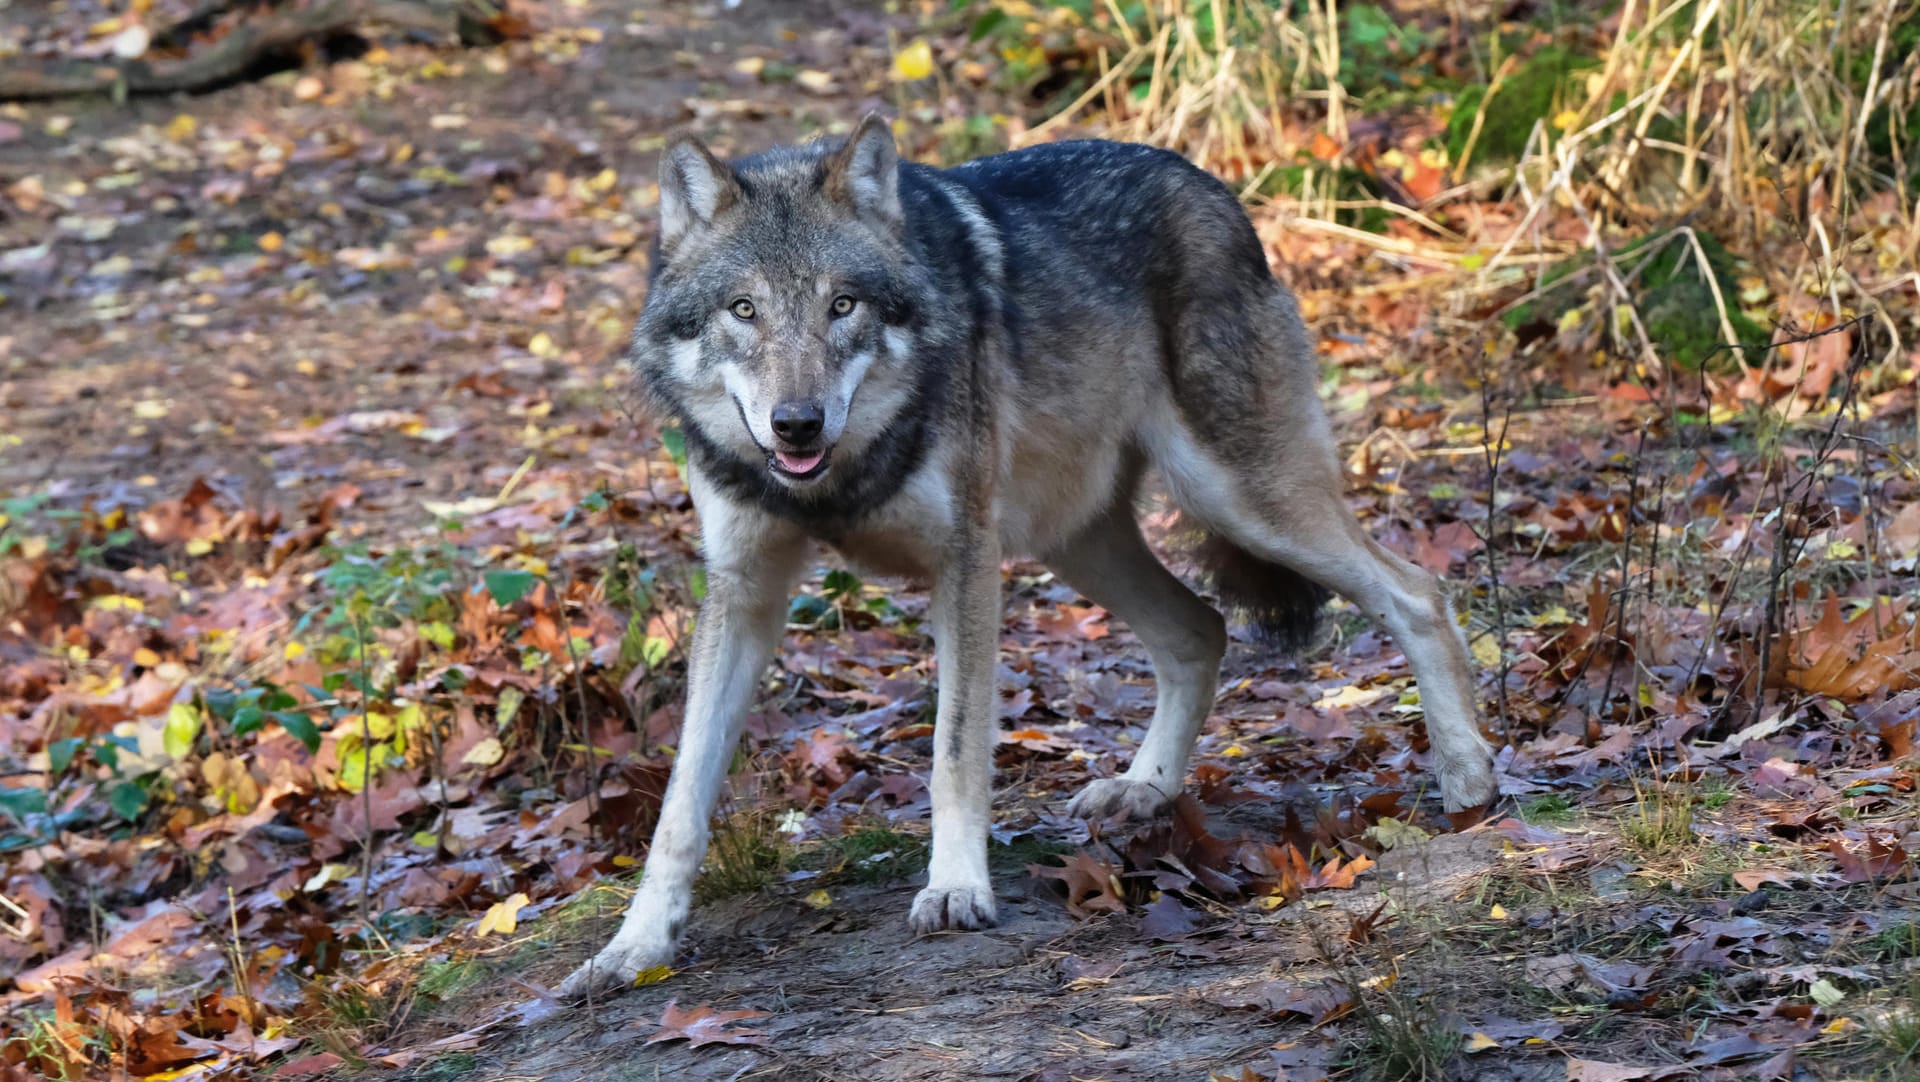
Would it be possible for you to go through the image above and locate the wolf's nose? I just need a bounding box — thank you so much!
[770,401,824,445]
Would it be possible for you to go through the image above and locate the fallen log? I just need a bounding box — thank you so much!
[0,0,513,101]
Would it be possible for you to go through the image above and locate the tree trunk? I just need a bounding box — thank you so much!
[0,0,511,101]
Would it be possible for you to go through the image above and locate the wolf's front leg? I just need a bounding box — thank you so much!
[560,504,802,999]
[910,543,1004,933]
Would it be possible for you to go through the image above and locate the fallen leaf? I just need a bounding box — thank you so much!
[477,892,530,936]
[643,1001,770,1047]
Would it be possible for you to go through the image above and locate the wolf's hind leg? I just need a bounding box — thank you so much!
[1045,507,1227,820]
[1152,419,1498,812]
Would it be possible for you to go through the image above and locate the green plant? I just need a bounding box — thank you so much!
[1620,773,1696,857]
[814,825,929,885]
[1342,972,1461,1081]
[1867,973,1920,1072]
[1519,793,1576,824]
[416,956,491,1004]
[1865,922,1920,962]
[697,808,786,901]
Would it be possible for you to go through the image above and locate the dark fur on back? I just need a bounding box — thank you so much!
[1188,532,1330,653]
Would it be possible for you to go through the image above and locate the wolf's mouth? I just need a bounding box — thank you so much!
[771,445,831,481]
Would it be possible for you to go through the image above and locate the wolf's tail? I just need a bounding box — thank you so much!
[1187,531,1331,654]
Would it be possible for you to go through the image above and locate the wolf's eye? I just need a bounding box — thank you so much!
[830,295,856,318]
[729,298,756,320]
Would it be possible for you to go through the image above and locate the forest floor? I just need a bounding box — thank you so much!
[3,1,1919,1081]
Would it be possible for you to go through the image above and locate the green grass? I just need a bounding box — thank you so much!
[413,1052,480,1080]
[1519,794,1576,824]
[1867,974,1920,1074]
[990,832,1076,873]
[810,825,929,885]
[416,956,490,1002]
[1865,922,1920,962]
[1337,958,1464,1082]
[696,810,786,902]
[1697,776,1735,811]
[1619,776,1696,858]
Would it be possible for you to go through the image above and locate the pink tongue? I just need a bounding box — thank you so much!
[776,449,824,474]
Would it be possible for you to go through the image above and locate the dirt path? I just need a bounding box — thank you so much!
[1,0,857,533]
[410,830,1533,1082]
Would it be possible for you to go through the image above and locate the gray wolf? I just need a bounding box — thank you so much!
[560,116,1497,996]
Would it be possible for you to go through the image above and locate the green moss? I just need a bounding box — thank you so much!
[1447,45,1600,164]
[793,825,930,885]
[1505,228,1768,370]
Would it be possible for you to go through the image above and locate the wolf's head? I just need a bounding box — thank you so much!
[632,115,925,491]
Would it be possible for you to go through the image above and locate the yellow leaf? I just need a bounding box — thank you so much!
[133,647,161,668]
[133,399,169,419]
[284,641,305,660]
[394,702,424,732]
[1315,684,1385,710]
[1471,634,1502,668]
[1464,1032,1500,1052]
[258,230,284,252]
[164,114,196,141]
[1552,110,1580,130]
[462,737,505,766]
[892,39,935,82]
[1822,1017,1857,1034]
[734,57,765,76]
[302,862,353,892]
[795,70,835,93]
[185,538,214,556]
[803,889,833,909]
[1221,743,1247,758]
[633,964,673,986]
[587,167,618,193]
[487,234,535,257]
[1489,903,1509,920]
[477,892,531,936]
[611,854,640,867]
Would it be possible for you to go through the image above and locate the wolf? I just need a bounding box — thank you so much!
[559,115,1498,997]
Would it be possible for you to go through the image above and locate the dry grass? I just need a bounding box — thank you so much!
[1014,0,1916,390]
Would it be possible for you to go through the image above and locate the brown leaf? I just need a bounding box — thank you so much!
[1305,851,1375,890]
[1139,894,1202,940]
[1030,851,1128,919]
[642,1000,770,1048]
[1830,836,1911,883]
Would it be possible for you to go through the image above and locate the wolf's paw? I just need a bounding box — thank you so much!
[556,934,674,1000]
[1438,754,1499,814]
[908,883,997,935]
[1068,776,1175,821]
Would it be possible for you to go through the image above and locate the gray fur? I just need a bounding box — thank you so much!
[560,119,1500,998]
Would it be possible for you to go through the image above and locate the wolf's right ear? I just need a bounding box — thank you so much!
[659,135,741,251]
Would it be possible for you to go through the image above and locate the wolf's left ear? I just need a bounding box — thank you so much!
[825,114,901,227]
